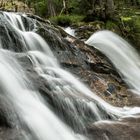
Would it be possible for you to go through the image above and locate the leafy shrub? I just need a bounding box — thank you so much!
[50,15,84,26]
[34,1,47,17]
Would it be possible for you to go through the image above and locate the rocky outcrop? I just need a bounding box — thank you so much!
[33,20,132,107]
[87,115,140,140]
[0,0,33,13]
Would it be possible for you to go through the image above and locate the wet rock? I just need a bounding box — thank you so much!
[87,116,140,140]
[0,13,26,52]
[0,95,14,128]
[0,0,33,13]
[0,91,22,129]
[74,21,104,41]
[107,83,116,93]
[0,126,35,140]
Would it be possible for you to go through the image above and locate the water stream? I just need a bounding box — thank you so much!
[0,12,140,140]
[86,30,140,93]
[64,27,75,37]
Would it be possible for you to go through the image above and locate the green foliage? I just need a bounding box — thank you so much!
[122,16,140,33]
[53,0,63,13]
[50,15,72,26]
[14,0,140,23]
[68,15,84,23]
[49,15,84,26]
[105,20,121,33]
[34,1,47,17]
[68,0,81,14]
[133,16,140,32]
[121,17,132,21]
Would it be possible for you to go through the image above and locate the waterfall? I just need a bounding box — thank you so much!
[0,50,82,140]
[85,30,140,93]
[3,12,26,31]
[1,12,86,140]
[1,12,140,140]
[64,27,75,37]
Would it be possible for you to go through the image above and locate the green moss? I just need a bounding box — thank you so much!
[34,1,47,17]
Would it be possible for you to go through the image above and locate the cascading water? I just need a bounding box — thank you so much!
[1,12,140,140]
[0,50,82,140]
[3,12,113,131]
[1,12,87,140]
[85,30,140,93]
[3,12,26,31]
[64,27,75,37]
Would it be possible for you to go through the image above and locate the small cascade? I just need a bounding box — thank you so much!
[0,50,83,140]
[65,27,75,37]
[3,12,26,31]
[85,30,140,93]
[1,12,140,140]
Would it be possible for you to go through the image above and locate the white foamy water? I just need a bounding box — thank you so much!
[1,12,86,140]
[2,12,140,140]
[86,30,140,93]
[65,27,75,37]
[3,12,26,31]
[0,50,83,140]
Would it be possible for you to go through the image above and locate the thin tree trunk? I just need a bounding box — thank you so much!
[0,0,3,7]
[99,0,105,19]
[105,0,115,19]
[48,0,56,17]
[60,0,68,15]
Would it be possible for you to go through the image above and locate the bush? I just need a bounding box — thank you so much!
[34,1,47,17]
[50,15,84,26]
[52,15,72,26]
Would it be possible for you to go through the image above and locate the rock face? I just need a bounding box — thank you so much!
[32,19,132,107]
[0,0,33,13]
[0,12,140,140]
[87,116,140,140]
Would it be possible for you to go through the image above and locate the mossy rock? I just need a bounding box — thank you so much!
[0,0,33,13]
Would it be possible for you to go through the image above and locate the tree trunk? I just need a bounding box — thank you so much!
[60,0,68,15]
[48,0,56,17]
[105,0,115,19]
[0,0,3,7]
[99,0,105,19]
